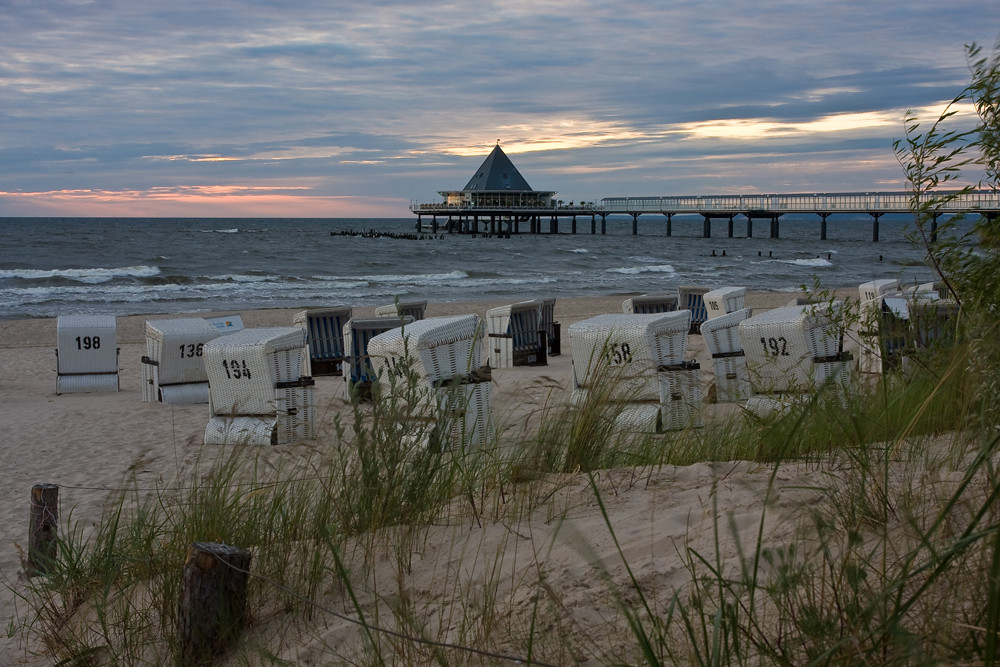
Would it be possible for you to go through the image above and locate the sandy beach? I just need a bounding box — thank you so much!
[0,289,859,664]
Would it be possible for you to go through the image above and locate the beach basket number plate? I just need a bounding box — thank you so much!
[179,343,205,359]
[75,336,102,350]
[760,337,790,357]
[221,359,252,379]
[603,342,633,366]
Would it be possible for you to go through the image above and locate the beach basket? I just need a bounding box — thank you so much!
[621,292,678,315]
[485,301,546,368]
[700,308,753,403]
[293,306,352,376]
[202,327,314,446]
[367,315,492,448]
[342,316,413,401]
[858,295,910,374]
[678,285,712,333]
[703,286,746,320]
[55,315,120,394]
[859,279,900,303]
[375,300,427,321]
[367,314,484,385]
[739,303,851,394]
[569,311,692,400]
[141,318,221,404]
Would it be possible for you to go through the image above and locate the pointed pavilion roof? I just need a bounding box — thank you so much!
[462,143,533,191]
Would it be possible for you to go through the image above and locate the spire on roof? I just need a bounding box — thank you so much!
[462,143,533,191]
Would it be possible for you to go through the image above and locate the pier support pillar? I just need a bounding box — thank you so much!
[727,215,734,238]
[490,215,496,235]
[769,215,781,239]
[931,213,939,243]
[871,213,882,243]
[591,215,596,234]
[701,215,711,238]
[819,213,828,240]
[746,216,753,238]
[664,213,673,236]
[550,216,558,234]
[572,215,577,234]
[601,214,607,235]
[631,213,639,235]
[432,216,438,233]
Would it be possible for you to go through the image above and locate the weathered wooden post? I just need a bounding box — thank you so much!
[28,483,59,576]
[177,542,252,663]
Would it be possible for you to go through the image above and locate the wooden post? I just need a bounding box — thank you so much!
[178,542,252,663]
[28,483,58,576]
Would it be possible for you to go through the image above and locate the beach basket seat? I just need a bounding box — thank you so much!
[141,318,222,404]
[367,315,491,448]
[569,389,664,433]
[678,285,712,333]
[202,327,314,446]
[703,286,746,320]
[739,304,852,394]
[375,300,427,321]
[568,311,702,432]
[621,293,678,315]
[293,306,352,376]
[343,316,413,401]
[55,315,120,394]
[485,301,547,368]
[700,308,753,403]
[859,279,900,303]
[540,297,561,356]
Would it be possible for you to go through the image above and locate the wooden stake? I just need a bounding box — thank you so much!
[177,542,252,663]
[28,483,58,576]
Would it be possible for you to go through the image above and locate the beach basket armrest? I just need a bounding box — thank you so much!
[659,360,701,372]
[276,377,316,389]
[711,350,745,359]
[813,352,852,364]
[141,355,159,367]
[432,368,492,388]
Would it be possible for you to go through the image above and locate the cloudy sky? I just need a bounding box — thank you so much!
[2,0,997,218]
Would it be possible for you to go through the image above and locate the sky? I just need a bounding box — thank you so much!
[2,0,998,218]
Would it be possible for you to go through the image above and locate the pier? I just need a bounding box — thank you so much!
[413,190,1000,242]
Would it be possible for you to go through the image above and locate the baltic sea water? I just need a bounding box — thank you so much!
[0,215,952,319]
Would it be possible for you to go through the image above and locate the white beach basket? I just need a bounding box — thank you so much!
[142,318,221,404]
[56,315,119,394]
[700,308,753,403]
[203,327,313,445]
[703,286,746,320]
[739,303,851,394]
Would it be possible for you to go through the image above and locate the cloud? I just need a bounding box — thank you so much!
[1,0,998,216]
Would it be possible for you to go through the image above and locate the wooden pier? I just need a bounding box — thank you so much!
[412,190,1000,242]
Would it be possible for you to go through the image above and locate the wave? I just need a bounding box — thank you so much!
[606,264,676,275]
[775,258,834,268]
[0,265,161,284]
[567,248,589,254]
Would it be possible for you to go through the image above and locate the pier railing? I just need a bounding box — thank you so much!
[599,190,1000,214]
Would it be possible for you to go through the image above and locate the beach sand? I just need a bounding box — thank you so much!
[0,290,855,664]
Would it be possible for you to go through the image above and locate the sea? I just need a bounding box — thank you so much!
[0,214,955,320]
